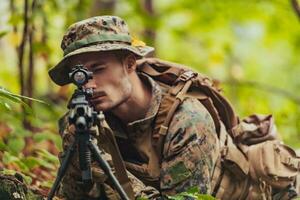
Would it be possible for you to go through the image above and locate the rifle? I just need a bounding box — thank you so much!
[47,65,130,200]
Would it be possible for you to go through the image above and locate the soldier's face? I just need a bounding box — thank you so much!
[68,51,133,112]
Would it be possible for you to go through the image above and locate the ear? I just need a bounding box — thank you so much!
[124,53,137,73]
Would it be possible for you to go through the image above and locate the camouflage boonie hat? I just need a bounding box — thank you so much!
[48,15,154,86]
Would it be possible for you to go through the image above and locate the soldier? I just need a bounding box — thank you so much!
[48,15,219,199]
[48,16,299,200]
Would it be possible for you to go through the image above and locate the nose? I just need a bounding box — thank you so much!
[83,78,96,89]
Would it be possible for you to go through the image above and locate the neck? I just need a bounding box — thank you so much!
[112,73,152,124]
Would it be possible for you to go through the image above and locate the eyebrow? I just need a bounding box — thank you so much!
[90,62,106,69]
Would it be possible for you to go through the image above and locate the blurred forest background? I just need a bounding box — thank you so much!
[0,0,300,196]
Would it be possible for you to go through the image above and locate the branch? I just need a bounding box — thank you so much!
[291,0,300,21]
[224,79,300,105]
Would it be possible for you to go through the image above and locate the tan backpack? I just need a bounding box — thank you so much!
[136,58,300,200]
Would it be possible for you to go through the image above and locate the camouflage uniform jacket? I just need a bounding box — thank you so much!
[58,73,220,199]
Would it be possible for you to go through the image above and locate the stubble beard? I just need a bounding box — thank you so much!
[94,87,132,113]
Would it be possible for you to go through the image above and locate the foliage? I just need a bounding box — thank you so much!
[137,187,216,200]
[0,88,59,194]
[167,187,216,200]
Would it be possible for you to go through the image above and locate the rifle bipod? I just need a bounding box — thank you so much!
[47,123,131,200]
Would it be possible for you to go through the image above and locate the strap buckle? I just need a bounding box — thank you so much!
[159,125,168,136]
[221,146,228,158]
[179,70,197,82]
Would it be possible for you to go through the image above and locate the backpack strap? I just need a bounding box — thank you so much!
[152,73,196,162]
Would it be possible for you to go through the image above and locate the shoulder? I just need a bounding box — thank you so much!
[163,97,218,157]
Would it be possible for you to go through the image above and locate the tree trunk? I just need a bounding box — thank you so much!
[18,0,29,97]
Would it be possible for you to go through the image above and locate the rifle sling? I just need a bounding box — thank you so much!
[97,120,135,199]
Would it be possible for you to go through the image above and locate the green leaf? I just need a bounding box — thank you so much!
[21,156,41,170]
[4,102,11,110]
[0,87,34,114]
[1,151,30,172]
[2,151,20,164]
[0,88,22,103]
[40,180,54,188]
[1,169,18,176]
[0,31,8,38]
[13,127,32,137]
[33,132,53,143]
[168,196,184,200]
[22,155,56,170]
[167,186,216,200]
[33,157,55,170]
[0,100,11,111]
[33,41,51,53]
[8,93,48,105]
[36,149,59,165]
[186,186,199,194]
[0,87,48,111]
[137,198,149,200]
[33,131,62,149]
[1,169,33,185]
[14,160,30,172]
[0,140,6,151]
[195,194,216,200]
[8,14,23,26]
[7,137,25,155]
[20,173,32,185]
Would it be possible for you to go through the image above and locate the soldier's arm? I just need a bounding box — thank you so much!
[160,98,220,195]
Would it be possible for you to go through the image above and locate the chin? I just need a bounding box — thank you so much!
[94,104,110,112]
[93,95,130,112]
[93,101,116,112]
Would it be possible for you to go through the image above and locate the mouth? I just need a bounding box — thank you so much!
[88,91,106,104]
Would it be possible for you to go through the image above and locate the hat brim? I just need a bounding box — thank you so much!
[48,43,154,86]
